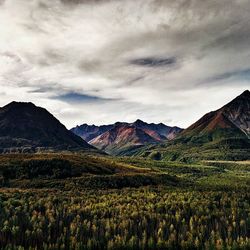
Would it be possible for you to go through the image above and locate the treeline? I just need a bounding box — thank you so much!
[3,173,180,190]
[0,153,154,185]
[0,156,117,182]
[1,159,73,180]
[0,188,249,249]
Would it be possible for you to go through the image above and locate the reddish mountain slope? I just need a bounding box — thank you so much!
[133,119,182,140]
[180,90,250,141]
[89,123,163,155]
[72,120,183,155]
[132,90,250,161]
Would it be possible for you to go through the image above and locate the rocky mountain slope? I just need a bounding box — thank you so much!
[71,120,182,155]
[71,124,113,142]
[181,90,250,142]
[89,123,160,155]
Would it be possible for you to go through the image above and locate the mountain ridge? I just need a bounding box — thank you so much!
[130,90,250,161]
[89,123,161,155]
[0,101,94,153]
[180,90,250,142]
[71,120,183,155]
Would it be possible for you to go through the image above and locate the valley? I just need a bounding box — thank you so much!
[0,90,249,249]
[2,0,250,248]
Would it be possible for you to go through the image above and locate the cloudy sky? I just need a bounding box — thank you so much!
[0,0,249,128]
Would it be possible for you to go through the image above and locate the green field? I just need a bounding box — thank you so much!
[0,153,249,249]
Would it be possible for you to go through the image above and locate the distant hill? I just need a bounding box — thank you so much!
[0,102,94,153]
[132,90,250,161]
[71,120,183,155]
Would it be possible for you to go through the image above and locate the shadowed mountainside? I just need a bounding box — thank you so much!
[0,102,94,153]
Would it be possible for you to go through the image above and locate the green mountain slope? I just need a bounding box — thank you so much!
[131,90,250,161]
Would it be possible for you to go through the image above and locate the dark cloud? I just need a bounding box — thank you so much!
[51,92,115,104]
[130,57,176,67]
[125,76,145,86]
[60,0,113,5]
[207,69,250,83]
[78,60,102,72]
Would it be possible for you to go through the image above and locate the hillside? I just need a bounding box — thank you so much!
[181,90,250,142]
[0,102,93,153]
[132,90,250,161]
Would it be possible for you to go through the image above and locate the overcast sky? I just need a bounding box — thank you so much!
[0,0,249,128]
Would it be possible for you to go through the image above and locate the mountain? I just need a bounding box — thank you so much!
[89,123,161,155]
[180,90,250,142]
[133,119,182,140]
[71,124,113,141]
[132,90,250,161]
[0,102,94,153]
[71,120,183,155]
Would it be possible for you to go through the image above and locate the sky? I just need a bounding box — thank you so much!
[0,0,249,129]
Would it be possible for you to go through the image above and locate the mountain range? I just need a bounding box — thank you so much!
[0,90,249,160]
[71,120,183,155]
[0,102,93,153]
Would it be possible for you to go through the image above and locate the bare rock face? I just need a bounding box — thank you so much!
[222,90,250,137]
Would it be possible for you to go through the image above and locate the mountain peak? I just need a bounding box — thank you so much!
[223,89,250,109]
[133,119,146,125]
[227,90,250,106]
[182,89,250,141]
[239,90,250,98]
[134,119,144,122]
[3,101,36,109]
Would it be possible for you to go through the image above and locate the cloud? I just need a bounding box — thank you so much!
[130,57,176,67]
[51,92,115,104]
[205,69,250,83]
[28,86,57,93]
[0,0,249,128]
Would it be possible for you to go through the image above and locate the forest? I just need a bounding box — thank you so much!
[0,154,249,250]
